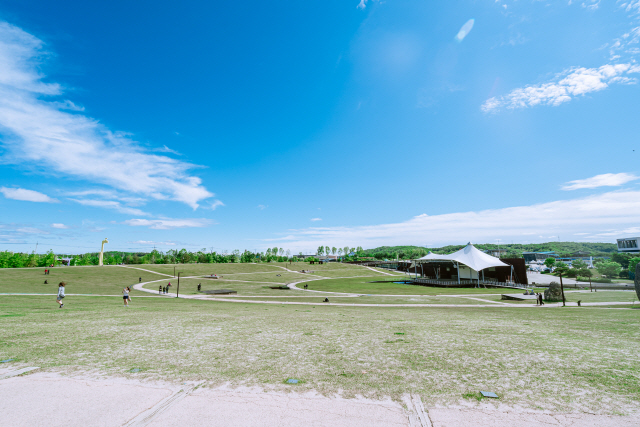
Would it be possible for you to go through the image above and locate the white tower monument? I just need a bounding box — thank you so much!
[99,238,109,266]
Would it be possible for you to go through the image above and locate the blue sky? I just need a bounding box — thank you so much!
[1,0,639,254]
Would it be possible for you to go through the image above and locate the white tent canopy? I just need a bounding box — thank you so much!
[416,243,509,272]
[418,251,441,260]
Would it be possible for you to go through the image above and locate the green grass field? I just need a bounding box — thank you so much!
[2,263,639,414]
[304,277,535,295]
[0,265,155,294]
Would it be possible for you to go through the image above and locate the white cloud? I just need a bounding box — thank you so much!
[582,0,600,11]
[155,145,181,155]
[609,25,640,60]
[310,218,322,222]
[129,240,177,246]
[69,198,149,216]
[482,64,639,112]
[51,223,69,229]
[204,199,225,210]
[66,189,146,206]
[0,187,58,203]
[265,191,640,250]
[454,19,475,43]
[16,227,48,234]
[357,0,379,10]
[257,204,268,210]
[123,218,212,230]
[562,173,639,190]
[484,2,640,112]
[0,22,213,209]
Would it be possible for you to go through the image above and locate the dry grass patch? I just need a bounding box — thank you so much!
[2,295,639,415]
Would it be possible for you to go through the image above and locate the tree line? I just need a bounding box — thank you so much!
[315,246,363,256]
[0,246,364,268]
[544,254,640,281]
[361,241,619,260]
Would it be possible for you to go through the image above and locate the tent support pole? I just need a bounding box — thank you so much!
[457,262,460,285]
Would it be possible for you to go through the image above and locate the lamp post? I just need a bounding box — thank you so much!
[176,272,183,298]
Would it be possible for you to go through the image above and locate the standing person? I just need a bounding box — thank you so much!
[56,282,66,308]
[123,286,131,307]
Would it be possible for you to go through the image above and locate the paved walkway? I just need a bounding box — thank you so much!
[5,269,632,309]
[2,272,633,308]
[128,277,636,308]
[118,265,174,277]
[527,272,578,285]
[1,370,638,427]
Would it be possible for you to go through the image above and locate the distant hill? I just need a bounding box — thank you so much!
[362,242,617,259]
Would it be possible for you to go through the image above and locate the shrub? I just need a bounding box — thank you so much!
[583,277,612,283]
[596,261,622,278]
[566,268,578,278]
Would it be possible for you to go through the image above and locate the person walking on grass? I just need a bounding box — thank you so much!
[56,282,66,308]
[123,286,131,307]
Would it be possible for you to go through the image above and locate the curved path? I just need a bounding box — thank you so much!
[129,276,635,308]
[115,265,635,309]
[6,265,630,308]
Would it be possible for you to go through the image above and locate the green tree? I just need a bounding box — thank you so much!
[39,250,56,267]
[554,262,569,306]
[629,257,640,273]
[578,268,592,280]
[555,261,568,269]
[571,259,587,270]
[331,247,337,255]
[566,268,578,278]
[325,246,330,257]
[178,249,191,264]
[611,252,631,269]
[317,246,324,256]
[596,261,622,278]
[544,257,556,271]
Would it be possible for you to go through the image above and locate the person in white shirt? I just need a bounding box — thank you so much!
[123,286,131,307]
[56,282,66,308]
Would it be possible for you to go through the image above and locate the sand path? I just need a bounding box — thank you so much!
[0,370,637,426]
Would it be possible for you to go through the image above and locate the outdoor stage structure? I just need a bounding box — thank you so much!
[98,238,109,266]
[366,243,528,289]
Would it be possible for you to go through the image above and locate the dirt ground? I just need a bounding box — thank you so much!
[1,369,638,427]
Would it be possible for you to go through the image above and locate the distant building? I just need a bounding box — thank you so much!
[569,251,591,258]
[617,237,640,254]
[522,251,558,263]
[483,248,507,258]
